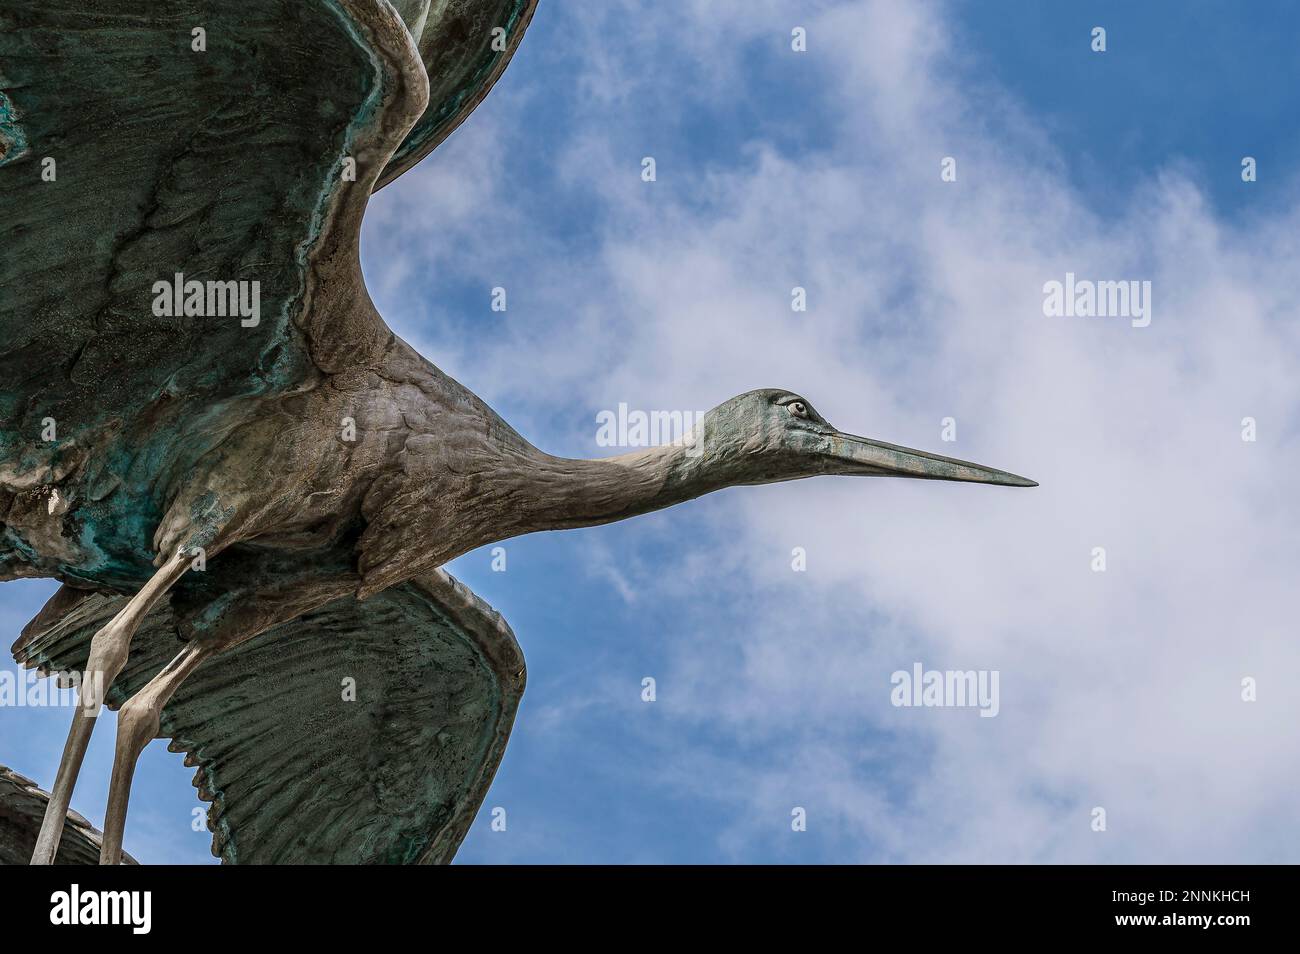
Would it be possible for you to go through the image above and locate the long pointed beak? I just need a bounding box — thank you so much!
[825,432,1037,487]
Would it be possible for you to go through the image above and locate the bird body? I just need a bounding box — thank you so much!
[1,0,1033,864]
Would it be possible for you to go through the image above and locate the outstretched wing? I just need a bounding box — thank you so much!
[14,570,525,864]
[379,0,538,189]
[0,764,137,864]
[0,0,427,488]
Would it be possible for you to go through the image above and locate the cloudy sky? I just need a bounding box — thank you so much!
[5,0,1299,863]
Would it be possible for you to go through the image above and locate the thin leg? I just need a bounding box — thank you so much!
[99,639,213,865]
[29,548,191,865]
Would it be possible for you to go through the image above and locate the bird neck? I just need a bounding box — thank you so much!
[512,441,720,536]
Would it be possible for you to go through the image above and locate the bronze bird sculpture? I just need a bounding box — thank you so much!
[0,0,1034,865]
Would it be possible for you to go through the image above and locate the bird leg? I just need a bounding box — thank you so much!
[99,639,214,865]
[29,547,192,865]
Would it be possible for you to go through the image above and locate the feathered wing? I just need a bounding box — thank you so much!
[0,764,137,865]
[379,0,538,189]
[13,570,525,864]
[0,0,428,492]
[1,1,536,862]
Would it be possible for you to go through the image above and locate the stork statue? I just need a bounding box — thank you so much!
[0,0,1034,865]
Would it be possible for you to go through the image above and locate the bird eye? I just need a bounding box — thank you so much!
[787,401,809,418]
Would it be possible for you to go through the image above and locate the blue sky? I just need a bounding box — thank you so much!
[4,0,1299,863]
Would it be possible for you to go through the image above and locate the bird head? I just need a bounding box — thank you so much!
[672,389,1036,490]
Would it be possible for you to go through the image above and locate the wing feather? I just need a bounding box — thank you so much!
[378,0,539,189]
[13,570,524,864]
[0,0,427,485]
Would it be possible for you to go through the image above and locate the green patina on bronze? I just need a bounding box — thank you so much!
[1,0,540,865]
[0,0,538,587]
[0,0,370,582]
[14,567,523,864]
[0,88,28,166]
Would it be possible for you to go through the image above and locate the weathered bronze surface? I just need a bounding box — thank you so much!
[0,0,1033,864]
[0,765,136,865]
[13,569,522,863]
